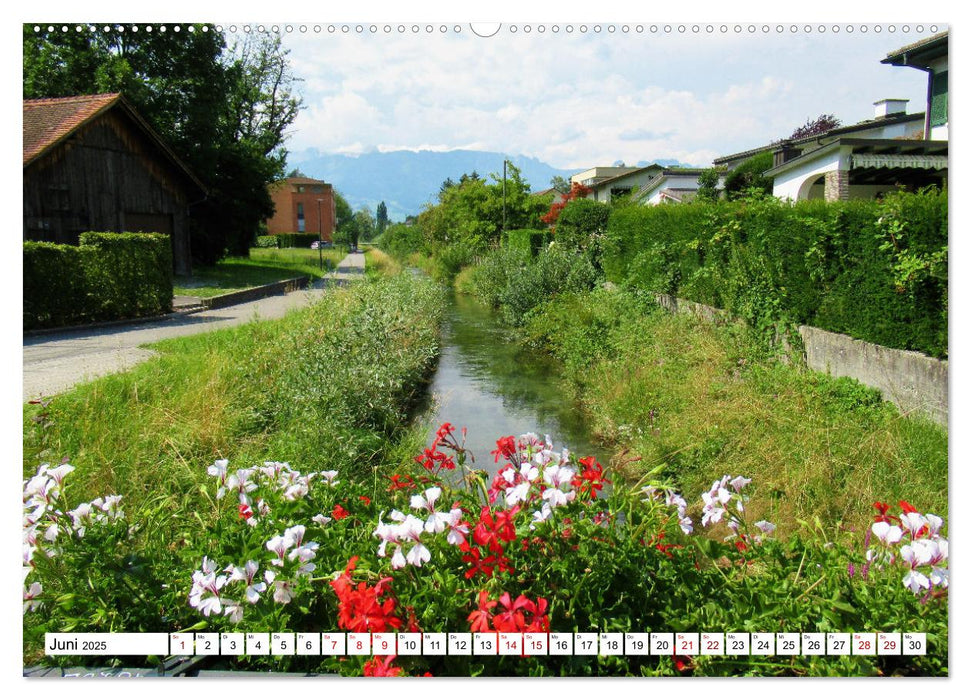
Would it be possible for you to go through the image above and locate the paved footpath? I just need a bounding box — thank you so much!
[23,252,365,401]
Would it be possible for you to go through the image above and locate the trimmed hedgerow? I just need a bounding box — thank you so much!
[24,232,173,330]
[276,232,322,248]
[255,235,280,248]
[80,232,173,322]
[603,189,947,358]
[23,242,95,329]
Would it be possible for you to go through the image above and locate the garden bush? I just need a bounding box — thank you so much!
[276,233,322,248]
[462,245,599,326]
[79,232,173,321]
[603,189,947,357]
[503,228,549,257]
[24,232,172,330]
[554,198,611,271]
[379,223,426,261]
[255,235,280,248]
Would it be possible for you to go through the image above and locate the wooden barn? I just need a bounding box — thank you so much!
[23,93,206,275]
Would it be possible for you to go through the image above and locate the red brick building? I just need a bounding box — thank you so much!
[266,177,336,241]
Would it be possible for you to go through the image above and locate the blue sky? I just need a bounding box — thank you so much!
[278,22,941,169]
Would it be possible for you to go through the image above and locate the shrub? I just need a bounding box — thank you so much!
[255,235,280,248]
[379,223,425,261]
[504,228,549,257]
[554,198,611,270]
[462,245,599,326]
[23,242,94,328]
[79,232,173,321]
[276,233,322,248]
[603,190,948,357]
[434,238,482,281]
[723,152,774,199]
[24,233,173,330]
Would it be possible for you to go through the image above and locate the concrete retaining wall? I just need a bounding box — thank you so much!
[799,325,948,426]
[201,276,309,310]
[654,293,948,428]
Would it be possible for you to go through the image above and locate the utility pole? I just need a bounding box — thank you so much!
[502,159,507,235]
[317,198,324,271]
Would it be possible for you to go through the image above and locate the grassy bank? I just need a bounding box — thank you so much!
[174,247,347,297]
[524,287,948,533]
[23,272,445,661]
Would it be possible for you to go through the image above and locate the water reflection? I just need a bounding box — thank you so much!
[420,292,603,474]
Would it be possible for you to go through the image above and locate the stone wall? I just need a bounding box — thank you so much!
[654,293,948,428]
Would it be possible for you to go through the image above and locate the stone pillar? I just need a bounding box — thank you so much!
[824,169,850,201]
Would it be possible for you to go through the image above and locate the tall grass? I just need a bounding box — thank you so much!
[525,287,948,533]
[174,247,347,297]
[23,273,445,515]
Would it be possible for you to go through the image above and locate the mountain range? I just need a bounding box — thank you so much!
[287,149,689,222]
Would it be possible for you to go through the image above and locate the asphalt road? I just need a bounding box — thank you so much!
[23,252,366,401]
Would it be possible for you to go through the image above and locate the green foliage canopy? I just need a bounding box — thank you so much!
[23,25,302,263]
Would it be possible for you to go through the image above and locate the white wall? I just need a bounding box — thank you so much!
[772,148,845,201]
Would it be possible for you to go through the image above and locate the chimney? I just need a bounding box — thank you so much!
[874,98,909,119]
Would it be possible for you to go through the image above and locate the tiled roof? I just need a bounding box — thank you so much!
[23,92,206,195]
[713,111,924,165]
[23,93,122,165]
[282,177,331,186]
[883,31,948,64]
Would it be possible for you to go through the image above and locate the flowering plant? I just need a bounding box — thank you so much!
[23,426,948,677]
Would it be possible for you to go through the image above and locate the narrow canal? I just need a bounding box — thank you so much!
[420,291,604,473]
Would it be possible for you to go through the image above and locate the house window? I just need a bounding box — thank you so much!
[297,185,306,193]
[297,202,305,232]
[930,71,948,128]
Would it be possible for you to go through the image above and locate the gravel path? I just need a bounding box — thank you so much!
[22,252,366,401]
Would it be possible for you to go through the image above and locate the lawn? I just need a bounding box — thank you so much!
[174,246,347,298]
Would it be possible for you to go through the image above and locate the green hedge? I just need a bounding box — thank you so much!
[603,190,948,358]
[276,233,322,248]
[24,232,173,330]
[255,235,279,248]
[503,228,549,256]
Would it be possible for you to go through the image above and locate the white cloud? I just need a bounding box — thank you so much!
[281,27,931,168]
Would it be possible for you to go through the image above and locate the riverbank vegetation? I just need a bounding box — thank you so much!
[23,272,445,664]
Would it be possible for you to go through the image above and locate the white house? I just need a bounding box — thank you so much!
[767,30,949,202]
[881,31,948,141]
[633,168,723,205]
[570,165,664,204]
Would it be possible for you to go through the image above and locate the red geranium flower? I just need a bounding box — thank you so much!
[490,435,517,463]
[873,501,898,524]
[358,495,372,506]
[330,557,402,634]
[572,456,611,501]
[332,504,350,520]
[899,499,919,515]
[363,655,405,677]
[388,474,416,492]
[238,504,253,520]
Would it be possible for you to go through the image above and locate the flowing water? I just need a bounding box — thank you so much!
[420,292,604,474]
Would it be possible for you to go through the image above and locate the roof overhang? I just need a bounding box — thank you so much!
[882,31,948,69]
[24,94,207,197]
[766,138,948,178]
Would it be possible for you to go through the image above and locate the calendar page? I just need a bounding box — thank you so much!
[21,4,950,683]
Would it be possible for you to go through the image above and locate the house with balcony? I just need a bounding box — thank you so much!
[571,165,664,204]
